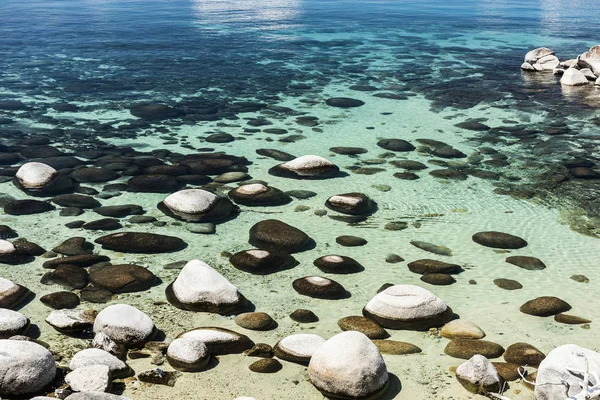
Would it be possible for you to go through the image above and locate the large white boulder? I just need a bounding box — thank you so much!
[0,339,57,396]
[69,348,130,378]
[456,355,503,395]
[166,336,210,372]
[274,333,326,364]
[15,162,57,189]
[535,54,560,71]
[93,304,155,347]
[561,68,589,86]
[65,365,111,393]
[167,260,246,313]
[363,284,453,330]
[0,308,30,338]
[308,331,388,399]
[535,344,600,400]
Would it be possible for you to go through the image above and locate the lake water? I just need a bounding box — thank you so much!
[1,0,599,399]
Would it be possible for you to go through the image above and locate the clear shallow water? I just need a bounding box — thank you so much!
[1,1,600,399]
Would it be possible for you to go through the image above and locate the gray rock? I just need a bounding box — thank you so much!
[65,365,111,393]
[0,340,56,396]
[456,355,503,395]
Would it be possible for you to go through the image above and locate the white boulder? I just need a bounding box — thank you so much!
[177,327,253,355]
[166,336,210,372]
[535,344,600,400]
[363,284,453,330]
[0,308,29,338]
[456,355,503,395]
[164,189,218,215]
[308,331,388,399]
[273,333,326,363]
[561,68,590,86]
[167,260,246,313]
[524,47,555,64]
[270,155,340,179]
[70,348,130,378]
[535,54,560,70]
[580,44,600,75]
[0,339,57,396]
[65,365,111,393]
[15,162,57,189]
[93,304,154,347]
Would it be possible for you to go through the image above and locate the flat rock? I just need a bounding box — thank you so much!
[335,235,367,247]
[69,348,130,378]
[410,241,452,256]
[407,259,462,274]
[504,342,545,367]
[313,255,364,274]
[229,249,295,275]
[289,309,318,323]
[445,339,505,360]
[337,316,388,339]
[52,237,93,256]
[248,358,282,373]
[46,309,97,333]
[93,304,155,347]
[234,312,276,331]
[95,232,187,253]
[505,256,546,270]
[89,264,157,293]
[554,313,591,324]
[494,278,522,290]
[372,340,422,355]
[40,291,81,309]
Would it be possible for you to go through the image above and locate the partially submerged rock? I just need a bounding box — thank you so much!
[268,155,340,179]
[177,327,254,355]
[456,355,503,395]
[159,189,238,222]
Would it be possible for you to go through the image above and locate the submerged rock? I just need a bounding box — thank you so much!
[313,255,364,274]
[338,316,389,339]
[249,219,310,253]
[407,259,462,274]
[0,309,30,338]
[248,358,282,373]
[505,256,546,270]
[445,339,505,360]
[325,192,377,215]
[472,231,527,249]
[292,276,347,299]
[228,184,292,206]
[89,264,157,293]
[177,327,254,355]
[504,342,545,367]
[410,241,453,256]
[159,189,238,222]
[268,155,340,179]
[167,337,210,372]
[372,339,422,355]
[308,331,388,399]
[325,97,365,108]
[440,320,486,340]
[289,309,318,323]
[95,232,187,253]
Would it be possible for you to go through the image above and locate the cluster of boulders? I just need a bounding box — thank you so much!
[521,45,600,86]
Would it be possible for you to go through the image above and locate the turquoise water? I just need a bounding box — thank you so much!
[1,1,600,399]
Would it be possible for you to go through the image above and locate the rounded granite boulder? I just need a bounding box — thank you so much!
[313,255,364,274]
[93,304,155,347]
[0,340,57,397]
[325,192,377,215]
[95,232,187,254]
[229,249,296,275]
[248,219,311,253]
[159,189,238,223]
[15,162,57,189]
[228,184,292,206]
[166,337,210,372]
[363,284,453,330]
[0,309,30,338]
[274,334,326,364]
[89,264,158,293]
[268,155,340,179]
[472,231,527,249]
[0,277,32,310]
[292,276,347,299]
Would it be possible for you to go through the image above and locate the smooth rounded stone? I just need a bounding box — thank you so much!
[0,239,25,264]
[0,225,17,239]
[255,148,295,162]
[554,313,591,324]
[248,219,310,253]
[372,339,422,355]
[93,204,144,218]
[43,264,89,289]
[214,171,249,183]
[472,231,528,249]
[524,47,555,64]
[330,147,368,155]
[46,309,96,333]
[308,331,388,399]
[52,194,101,209]
[432,147,467,159]
[186,222,215,234]
[4,199,55,215]
[80,287,113,303]
[385,254,404,263]
[65,365,111,393]
[53,237,93,256]
[570,274,589,283]
[290,309,318,323]
[229,249,295,275]
[560,67,589,86]
[410,241,453,256]
[0,340,56,397]
[493,278,523,290]
[69,348,130,378]
[384,221,408,231]
[248,358,282,373]
[83,218,123,231]
[336,235,367,247]
[325,192,377,216]
[492,362,523,381]
[89,264,157,293]
[234,312,276,331]
[93,304,155,347]
[504,342,545,367]
[0,309,30,338]
[66,220,86,229]
[313,255,364,274]
[65,393,131,400]
[390,160,427,170]
[363,284,453,330]
[244,343,274,358]
[338,316,389,339]
[570,167,600,179]
[534,344,600,400]
[377,138,415,152]
[429,169,468,180]
[325,97,364,108]
[15,162,57,188]
[440,320,486,340]
[127,174,183,193]
[420,273,456,286]
[520,296,571,317]
[445,339,505,360]
[40,291,81,309]
[505,256,546,270]
[130,103,183,120]
[274,334,326,364]
[43,254,110,269]
[95,232,187,253]
[394,171,420,180]
[166,259,247,314]
[129,215,156,224]
[285,189,317,199]
[177,327,254,355]
[407,259,462,274]
[160,189,237,222]
[205,132,234,143]
[229,184,292,206]
[71,168,119,183]
[0,277,31,309]
[268,155,340,179]
[166,337,210,372]
[292,276,347,300]
[456,355,503,395]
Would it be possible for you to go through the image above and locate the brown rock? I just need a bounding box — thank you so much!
[337,316,389,339]
[504,342,545,367]
[445,339,505,360]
